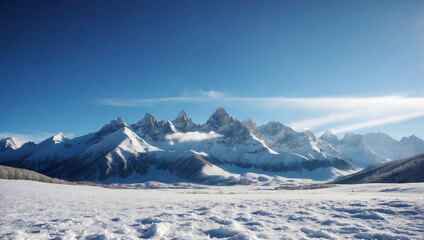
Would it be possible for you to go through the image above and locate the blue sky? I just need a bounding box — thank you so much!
[1,0,423,142]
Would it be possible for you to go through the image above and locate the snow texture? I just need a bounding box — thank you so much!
[0,179,423,239]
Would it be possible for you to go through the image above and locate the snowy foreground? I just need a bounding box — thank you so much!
[1,180,423,240]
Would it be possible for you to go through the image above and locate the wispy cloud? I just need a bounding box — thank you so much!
[199,90,225,98]
[93,97,200,106]
[94,91,424,135]
[329,111,424,134]
[93,90,229,106]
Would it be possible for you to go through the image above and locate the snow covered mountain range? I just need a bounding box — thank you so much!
[0,108,423,184]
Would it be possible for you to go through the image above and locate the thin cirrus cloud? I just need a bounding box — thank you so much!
[94,91,424,134]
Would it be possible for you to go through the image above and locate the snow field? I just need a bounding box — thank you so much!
[0,180,423,239]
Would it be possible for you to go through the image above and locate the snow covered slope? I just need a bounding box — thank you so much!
[321,131,424,168]
[44,126,160,181]
[161,108,353,176]
[1,179,423,239]
[334,153,424,184]
[1,108,422,183]
[42,120,237,183]
[129,108,354,180]
[0,133,90,171]
[243,119,352,171]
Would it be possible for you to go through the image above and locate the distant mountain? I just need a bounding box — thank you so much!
[0,137,22,151]
[320,131,424,168]
[0,133,90,171]
[333,153,424,184]
[0,108,422,184]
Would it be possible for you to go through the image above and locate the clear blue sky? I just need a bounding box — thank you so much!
[1,0,423,142]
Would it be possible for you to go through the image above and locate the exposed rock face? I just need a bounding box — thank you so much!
[204,107,231,130]
[133,113,158,137]
[2,107,421,184]
[172,110,195,132]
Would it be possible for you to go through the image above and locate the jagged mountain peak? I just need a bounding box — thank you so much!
[90,117,129,142]
[341,132,361,146]
[362,132,395,141]
[143,112,155,120]
[105,117,127,128]
[242,118,258,131]
[142,113,158,124]
[214,107,227,114]
[401,135,423,143]
[135,113,157,126]
[175,110,188,121]
[322,129,336,137]
[158,120,177,134]
[104,117,127,128]
[173,110,195,132]
[353,132,398,148]
[302,129,316,140]
[405,134,419,140]
[259,121,297,137]
[320,130,339,145]
[39,132,70,145]
[132,113,159,137]
[1,108,423,183]
[205,107,231,129]
[409,134,420,140]
[101,126,161,153]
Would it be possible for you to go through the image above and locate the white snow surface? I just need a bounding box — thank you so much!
[1,179,423,240]
[82,127,161,158]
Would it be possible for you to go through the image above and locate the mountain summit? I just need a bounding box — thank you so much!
[205,107,231,130]
[0,108,422,184]
[320,130,339,145]
[172,110,195,132]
